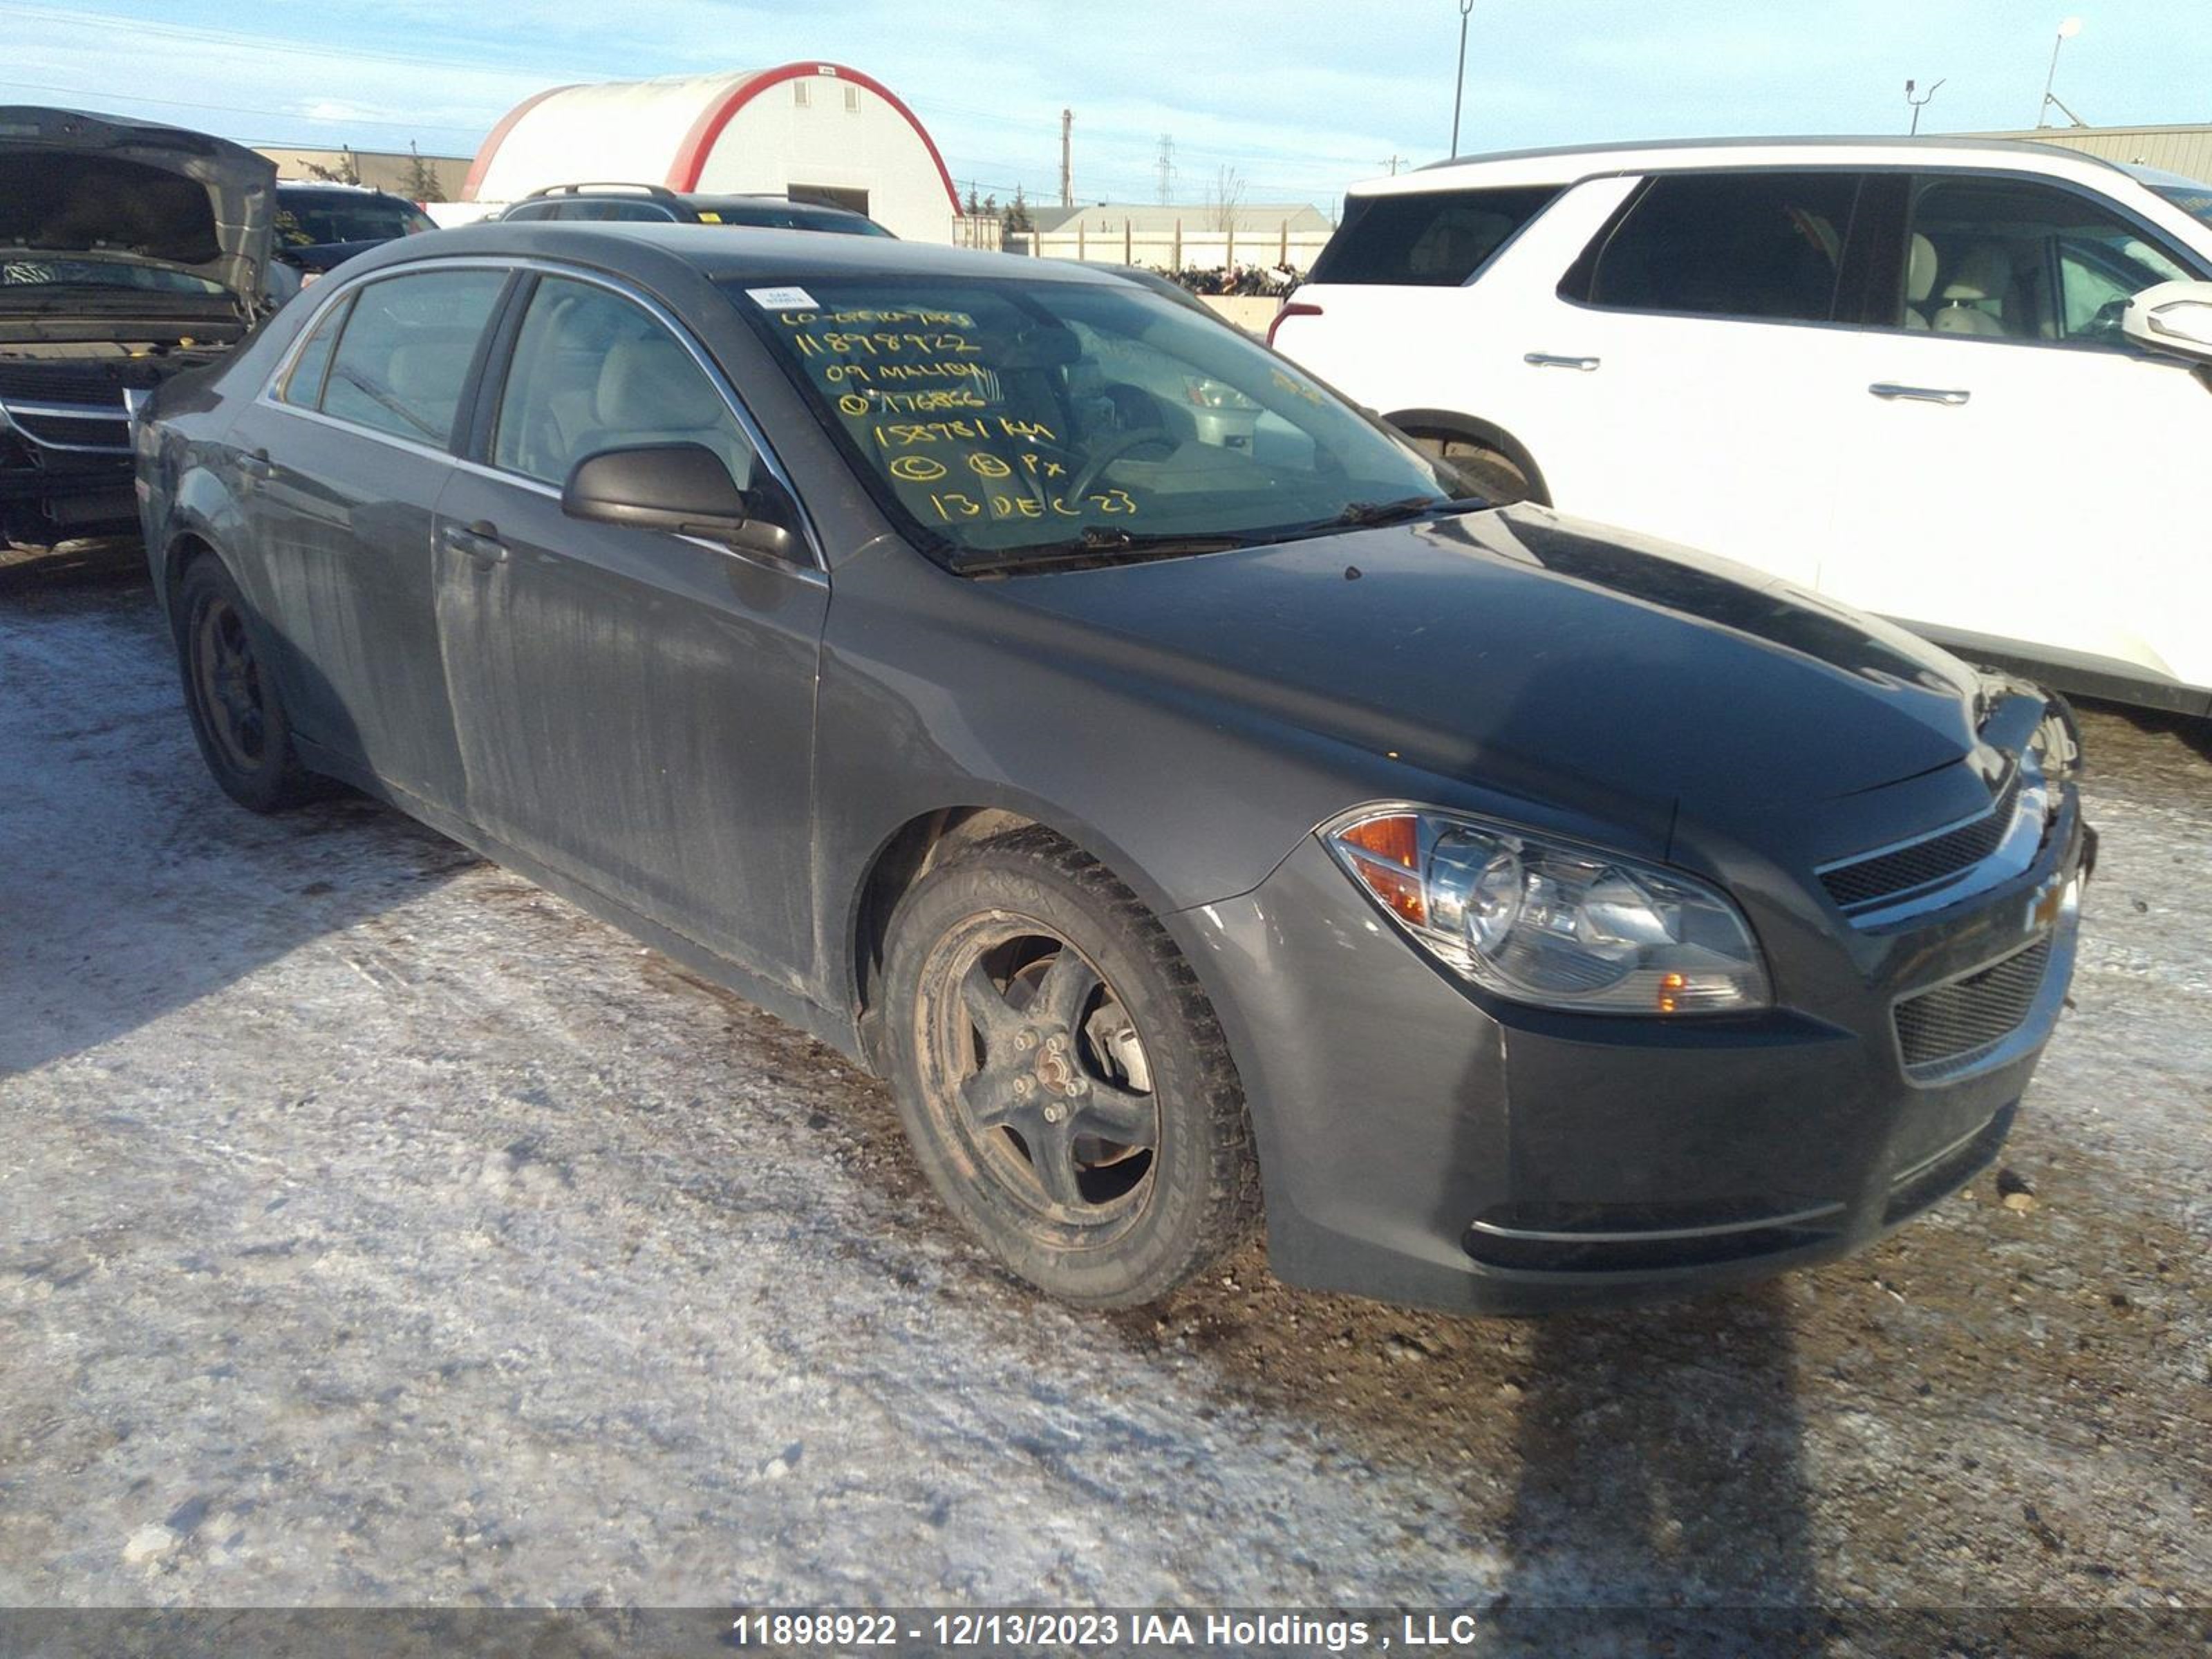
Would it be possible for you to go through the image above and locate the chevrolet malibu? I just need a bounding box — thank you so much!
[136,223,2092,1312]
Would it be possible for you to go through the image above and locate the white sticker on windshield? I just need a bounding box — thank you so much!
[746,285,820,310]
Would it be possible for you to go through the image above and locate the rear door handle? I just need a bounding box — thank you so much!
[1525,353,1600,371]
[1870,382,1971,406]
[238,449,276,480]
[440,520,507,563]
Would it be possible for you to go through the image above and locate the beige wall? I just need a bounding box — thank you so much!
[256,147,474,202]
[1970,126,2212,180]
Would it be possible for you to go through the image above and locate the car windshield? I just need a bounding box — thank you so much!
[730,274,1456,568]
[277,196,435,245]
[0,254,226,296]
[2153,182,2212,232]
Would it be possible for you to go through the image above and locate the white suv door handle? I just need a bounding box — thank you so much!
[1526,353,1600,371]
[1870,382,1971,406]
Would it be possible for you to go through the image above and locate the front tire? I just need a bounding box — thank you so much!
[173,552,318,813]
[881,828,1261,1306]
[1409,433,1536,505]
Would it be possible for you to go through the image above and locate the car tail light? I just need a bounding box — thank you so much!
[1267,301,1322,348]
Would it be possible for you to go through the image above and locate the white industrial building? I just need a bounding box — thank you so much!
[463,63,963,240]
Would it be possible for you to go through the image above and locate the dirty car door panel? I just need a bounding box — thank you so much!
[433,272,826,986]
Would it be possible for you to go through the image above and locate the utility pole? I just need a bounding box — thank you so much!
[1156,133,1176,205]
[1059,109,1074,208]
[1381,154,1405,176]
[1450,0,1474,157]
[1905,77,1944,136]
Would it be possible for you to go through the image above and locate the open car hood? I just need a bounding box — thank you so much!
[0,106,276,315]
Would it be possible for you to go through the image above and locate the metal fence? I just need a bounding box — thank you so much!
[952,214,1331,274]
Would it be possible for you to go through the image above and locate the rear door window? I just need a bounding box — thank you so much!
[1571,171,1862,323]
[317,269,507,447]
[1307,186,1560,286]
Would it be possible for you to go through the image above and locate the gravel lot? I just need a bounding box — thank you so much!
[3,559,2208,1643]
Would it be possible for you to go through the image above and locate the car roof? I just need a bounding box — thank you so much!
[328,219,1128,290]
[1353,133,2137,196]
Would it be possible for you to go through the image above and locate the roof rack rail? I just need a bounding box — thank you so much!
[526,181,681,200]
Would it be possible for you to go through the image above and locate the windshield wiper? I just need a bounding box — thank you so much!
[951,525,1254,577]
[1323,495,1492,529]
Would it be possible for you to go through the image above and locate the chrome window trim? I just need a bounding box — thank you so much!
[255,254,829,574]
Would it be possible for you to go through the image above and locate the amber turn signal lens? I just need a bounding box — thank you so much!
[1336,814,1426,925]
[1341,814,1419,868]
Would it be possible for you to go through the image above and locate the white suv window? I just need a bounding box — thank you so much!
[1567,171,1859,324]
[1307,186,1559,287]
[1906,176,2193,347]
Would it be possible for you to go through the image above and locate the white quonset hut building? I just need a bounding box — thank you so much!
[463,63,962,241]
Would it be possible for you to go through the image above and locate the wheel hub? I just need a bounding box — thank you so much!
[1030,1028,1084,1098]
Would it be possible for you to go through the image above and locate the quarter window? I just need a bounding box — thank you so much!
[277,291,352,406]
[1308,187,1559,286]
[1574,171,1860,323]
[317,269,507,445]
[1904,177,2194,346]
[491,276,754,489]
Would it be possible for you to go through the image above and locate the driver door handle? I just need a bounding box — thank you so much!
[440,521,507,564]
[1870,382,1971,406]
[1525,353,1601,371]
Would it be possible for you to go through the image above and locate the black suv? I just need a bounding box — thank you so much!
[497,182,892,236]
[274,182,435,277]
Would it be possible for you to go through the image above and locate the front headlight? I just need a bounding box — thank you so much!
[1322,808,1770,1015]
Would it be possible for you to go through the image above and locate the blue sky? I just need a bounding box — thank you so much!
[2,0,2206,210]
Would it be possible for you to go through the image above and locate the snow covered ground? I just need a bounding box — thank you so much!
[3,566,2207,1631]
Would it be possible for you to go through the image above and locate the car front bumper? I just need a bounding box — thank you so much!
[1177,789,2090,1315]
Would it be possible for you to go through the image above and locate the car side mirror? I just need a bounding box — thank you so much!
[2121,279,2212,366]
[561,442,799,561]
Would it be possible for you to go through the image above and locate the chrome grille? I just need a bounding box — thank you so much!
[0,397,131,453]
[1894,937,2052,1078]
[1820,767,2022,914]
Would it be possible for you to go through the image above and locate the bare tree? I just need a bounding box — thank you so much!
[1205,165,1246,235]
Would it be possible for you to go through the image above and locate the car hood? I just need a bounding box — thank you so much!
[985,504,1991,835]
[0,106,276,314]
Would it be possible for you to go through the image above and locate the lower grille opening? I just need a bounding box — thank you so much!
[1894,938,2052,1078]
[1884,1103,2015,1226]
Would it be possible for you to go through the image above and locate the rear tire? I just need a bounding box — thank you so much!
[1411,433,1536,505]
[881,827,1261,1307]
[172,552,319,813]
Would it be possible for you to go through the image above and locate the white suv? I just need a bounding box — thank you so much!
[1272,138,2212,715]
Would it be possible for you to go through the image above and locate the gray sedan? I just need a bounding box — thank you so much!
[135,223,2090,1312]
